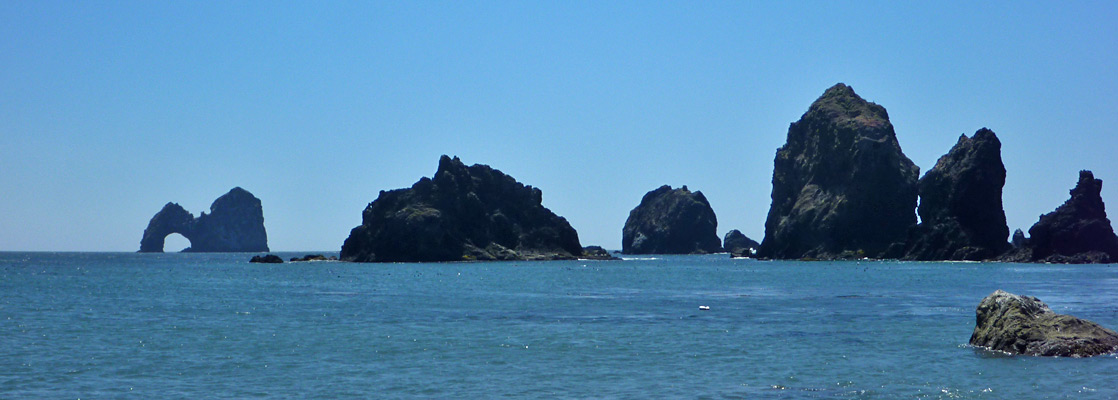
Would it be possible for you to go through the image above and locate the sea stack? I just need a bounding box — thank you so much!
[621,185,722,254]
[969,290,1118,357]
[340,155,584,262]
[903,128,1010,260]
[758,83,919,259]
[723,230,759,257]
[139,187,269,253]
[1001,170,1118,263]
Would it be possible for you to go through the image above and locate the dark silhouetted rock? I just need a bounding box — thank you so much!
[622,185,722,254]
[139,187,269,253]
[723,229,759,258]
[250,254,284,263]
[903,128,1010,260]
[290,254,332,262]
[969,290,1118,357]
[340,156,583,262]
[759,83,919,259]
[581,246,620,260]
[1011,229,1028,248]
[1001,171,1118,263]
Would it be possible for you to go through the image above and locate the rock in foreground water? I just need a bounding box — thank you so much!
[622,185,722,254]
[969,290,1118,357]
[340,156,583,262]
[250,254,284,263]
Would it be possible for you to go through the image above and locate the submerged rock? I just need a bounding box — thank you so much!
[723,229,759,258]
[340,155,583,262]
[139,187,269,253]
[759,83,919,259]
[903,129,1010,260]
[250,254,284,263]
[969,290,1118,357]
[581,246,620,260]
[290,254,334,262]
[622,185,722,254]
[1001,170,1118,263]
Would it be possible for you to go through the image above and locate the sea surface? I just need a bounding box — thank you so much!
[1,252,1116,399]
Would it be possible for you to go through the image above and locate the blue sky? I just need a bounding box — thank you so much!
[2,1,1116,251]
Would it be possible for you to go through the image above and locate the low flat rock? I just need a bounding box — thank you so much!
[969,290,1118,357]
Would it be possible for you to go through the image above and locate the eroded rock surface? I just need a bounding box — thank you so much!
[759,83,919,259]
[622,185,722,254]
[1001,171,1118,263]
[903,129,1009,260]
[969,290,1118,357]
[340,156,583,262]
[139,187,269,253]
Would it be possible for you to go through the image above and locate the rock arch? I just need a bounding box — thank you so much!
[139,187,269,252]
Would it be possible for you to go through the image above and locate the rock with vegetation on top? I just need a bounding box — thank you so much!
[1000,170,1118,263]
[622,185,722,254]
[723,229,760,258]
[340,155,584,262]
[969,290,1118,357]
[250,254,284,263]
[140,187,269,253]
[902,128,1010,260]
[758,83,919,260]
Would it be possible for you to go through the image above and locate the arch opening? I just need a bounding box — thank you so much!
[164,233,192,252]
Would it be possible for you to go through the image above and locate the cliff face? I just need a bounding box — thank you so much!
[1002,171,1118,263]
[759,83,919,259]
[903,129,1010,260]
[621,185,722,254]
[340,155,583,262]
[139,187,269,253]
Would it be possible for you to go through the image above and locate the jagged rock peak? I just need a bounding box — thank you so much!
[622,185,722,254]
[903,128,1009,260]
[1004,170,1118,263]
[139,188,269,253]
[759,83,919,259]
[340,155,583,262]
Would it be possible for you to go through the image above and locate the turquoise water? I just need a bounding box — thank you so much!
[1,252,1116,399]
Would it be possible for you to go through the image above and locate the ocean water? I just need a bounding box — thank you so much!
[1,252,1116,399]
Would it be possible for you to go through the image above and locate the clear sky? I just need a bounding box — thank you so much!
[2,1,1116,252]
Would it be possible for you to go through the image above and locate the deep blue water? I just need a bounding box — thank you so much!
[1,252,1116,399]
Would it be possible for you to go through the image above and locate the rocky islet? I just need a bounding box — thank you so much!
[970,290,1118,357]
[139,187,269,253]
[622,185,722,255]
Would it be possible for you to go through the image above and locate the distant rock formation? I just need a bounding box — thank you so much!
[969,290,1118,357]
[758,83,919,259]
[621,185,722,254]
[902,129,1010,260]
[250,254,284,263]
[1010,229,1028,248]
[1001,170,1118,263]
[290,254,336,262]
[581,246,620,260]
[723,230,759,258]
[139,187,269,253]
[340,155,584,262]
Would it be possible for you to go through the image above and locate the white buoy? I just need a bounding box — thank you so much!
[699,305,710,311]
